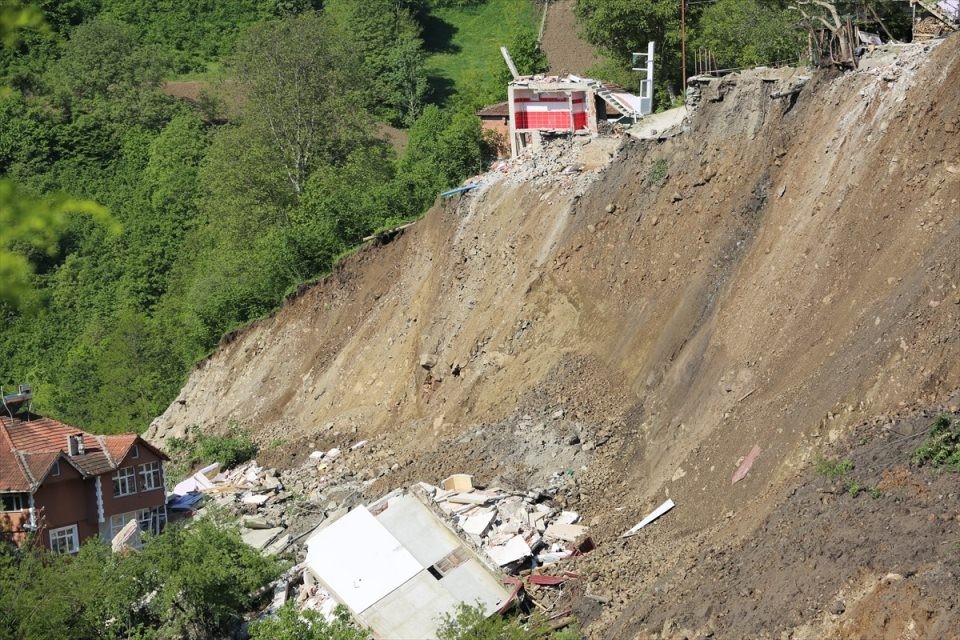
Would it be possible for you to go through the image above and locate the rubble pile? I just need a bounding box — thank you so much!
[419,474,592,574]
[480,135,622,193]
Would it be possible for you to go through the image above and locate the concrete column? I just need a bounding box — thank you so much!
[586,89,598,134]
[95,475,105,523]
[507,84,518,158]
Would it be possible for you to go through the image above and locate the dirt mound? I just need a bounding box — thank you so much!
[150,36,960,637]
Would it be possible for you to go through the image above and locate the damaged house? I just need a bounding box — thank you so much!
[0,386,169,552]
[304,488,510,640]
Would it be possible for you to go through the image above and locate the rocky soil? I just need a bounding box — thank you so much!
[151,36,960,639]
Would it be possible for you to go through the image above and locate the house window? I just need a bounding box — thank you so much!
[136,506,166,536]
[109,512,133,538]
[112,467,136,497]
[429,547,470,579]
[138,461,162,491]
[0,492,28,511]
[131,444,139,459]
[49,524,79,554]
[51,460,60,476]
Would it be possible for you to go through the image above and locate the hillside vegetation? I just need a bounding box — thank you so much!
[0,1,531,433]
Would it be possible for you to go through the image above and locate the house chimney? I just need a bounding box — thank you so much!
[67,434,85,456]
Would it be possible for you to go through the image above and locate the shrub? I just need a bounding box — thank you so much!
[814,457,853,479]
[249,602,368,640]
[168,421,258,470]
[437,602,582,640]
[913,413,960,472]
[647,158,668,185]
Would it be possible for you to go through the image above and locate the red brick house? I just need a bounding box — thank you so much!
[0,400,169,553]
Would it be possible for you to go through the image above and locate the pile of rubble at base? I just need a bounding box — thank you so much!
[422,473,593,574]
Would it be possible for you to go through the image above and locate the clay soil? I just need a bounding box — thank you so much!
[152,36,960,639]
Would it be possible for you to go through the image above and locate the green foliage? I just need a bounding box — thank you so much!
[694,0,803,69]
[503,29,548,81]
[325,0,429,126]
[0,2,514,436]
[815,457,853,479]
[437,603,581,640]
[647,158,668,185]
[98,0,273,74]
[249,602,369,640]
[401,104,484,196]
[913,413,960,472]
[424,0,539,108]
[845,479,862,498]
[0,1,48,48]
[0,179,113,311]
[45,16,173,127]
[168,422,258,470]
[576,0,681,96]
[137,519,282,638]
[0,519,282,639]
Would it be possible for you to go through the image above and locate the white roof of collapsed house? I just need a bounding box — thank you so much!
[305,506,422,613]
[304,491,511,639]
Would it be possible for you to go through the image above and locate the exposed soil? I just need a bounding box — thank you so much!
[583,405,960,639]
[150,36,960,638]
[541,0,601,75]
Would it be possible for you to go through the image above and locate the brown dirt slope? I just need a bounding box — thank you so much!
[541,0,601,75]
[151,37,960,638]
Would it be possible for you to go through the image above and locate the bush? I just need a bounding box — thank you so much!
[913,413,960,472]
[249,602,368,640]
[437,603,581,640]
[647,158,668,185]
[0,518,283,639]
[814,457,853,479]
[168,421,258,470]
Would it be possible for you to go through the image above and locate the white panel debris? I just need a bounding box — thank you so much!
[621,499,676,538]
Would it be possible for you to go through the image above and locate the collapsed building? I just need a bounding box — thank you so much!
[482,42,656,158]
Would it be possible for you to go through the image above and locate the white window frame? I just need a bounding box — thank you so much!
[130,444,140,459]
[1,492,28,511]
[112,466,137,497]
[109,512,135,539]
[138,461,162,492]
[51,459,60,477]
[49,524,79,554]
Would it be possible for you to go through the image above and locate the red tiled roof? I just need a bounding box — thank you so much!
[0,414,166,492]
[478,101,510,117]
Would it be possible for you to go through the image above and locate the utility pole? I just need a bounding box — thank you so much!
[681,0,687,90]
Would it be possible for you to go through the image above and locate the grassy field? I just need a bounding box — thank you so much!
[423,0,542,108]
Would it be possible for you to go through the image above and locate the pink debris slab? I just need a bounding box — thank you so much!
[731,445,761,484]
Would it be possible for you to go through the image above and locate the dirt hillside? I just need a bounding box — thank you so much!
[150,37,960,638]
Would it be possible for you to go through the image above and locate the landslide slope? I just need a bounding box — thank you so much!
[151,38,959,635]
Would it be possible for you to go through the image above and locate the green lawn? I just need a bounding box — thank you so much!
[423,0,541,108]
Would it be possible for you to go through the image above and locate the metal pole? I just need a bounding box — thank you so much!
[681,0,687,90]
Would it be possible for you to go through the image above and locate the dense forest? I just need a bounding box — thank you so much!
[0,0,546,434]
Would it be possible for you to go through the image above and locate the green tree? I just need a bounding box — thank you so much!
[325,0,429,126]
[132,519,283,638]
[45,16,172,127]
[230,11,368,197]
[0,179,112,310]
[695,0,802,69]
[575,0,682,97]
[501,29,548,84]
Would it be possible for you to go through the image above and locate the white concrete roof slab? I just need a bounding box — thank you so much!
[306,506,422,613]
